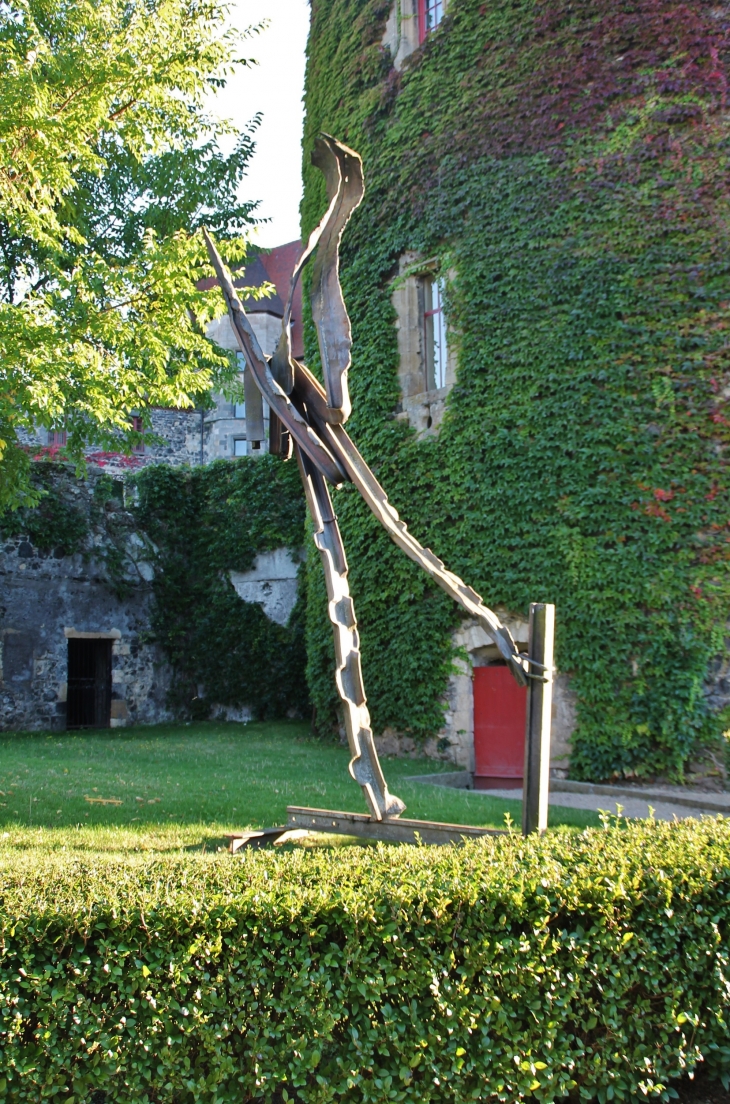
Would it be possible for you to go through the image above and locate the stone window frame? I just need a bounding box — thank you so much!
[392,252,458,436]
[382,0,450,71]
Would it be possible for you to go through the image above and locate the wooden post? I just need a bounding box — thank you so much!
[522,603,555,836]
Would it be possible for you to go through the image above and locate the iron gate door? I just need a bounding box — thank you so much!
[66,638,112,729]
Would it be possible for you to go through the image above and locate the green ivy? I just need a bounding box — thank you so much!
[300,0,730,779]
[0,459,310,721]
[133,457,309,721]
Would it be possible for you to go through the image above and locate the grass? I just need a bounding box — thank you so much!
[0,720,599,852]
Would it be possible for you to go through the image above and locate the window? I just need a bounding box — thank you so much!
[131,415,145,454]
[423,276,448,391]
[418,0,444,41]
[233,438,247,457]
[233,355,246,418]
[392,253,455,435]
[48,429,67,446]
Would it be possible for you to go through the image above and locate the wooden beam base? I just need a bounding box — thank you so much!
[286,806,504,845]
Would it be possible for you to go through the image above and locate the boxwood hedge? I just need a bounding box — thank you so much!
[1,818,729,1103]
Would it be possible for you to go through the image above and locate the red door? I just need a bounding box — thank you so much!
[473,666,527,789]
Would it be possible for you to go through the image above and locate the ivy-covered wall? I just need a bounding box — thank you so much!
[301,0,730,779]
[134,458,308,721]
[0,460,309,729]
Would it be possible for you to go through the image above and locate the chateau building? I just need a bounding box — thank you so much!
[299,0,730,783]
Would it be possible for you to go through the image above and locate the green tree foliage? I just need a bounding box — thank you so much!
[1,818,729,1100]
[0,0,259,509]
[301,0,730,779]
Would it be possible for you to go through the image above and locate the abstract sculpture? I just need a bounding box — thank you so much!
[205,135,545,828]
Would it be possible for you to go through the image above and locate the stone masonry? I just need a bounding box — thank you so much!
[0,474,172,732]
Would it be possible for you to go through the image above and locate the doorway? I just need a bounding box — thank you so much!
[473,664,527,789]
[66,638,112,729]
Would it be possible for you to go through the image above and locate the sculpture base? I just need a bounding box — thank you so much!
[286,806,504,845]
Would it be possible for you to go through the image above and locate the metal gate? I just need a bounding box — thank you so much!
[66,638,112,729]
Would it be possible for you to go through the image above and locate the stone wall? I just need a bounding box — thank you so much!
[0,464,312,733]
[229,548,303,627]
[143,407,205,467]
[381,0,420,70]
[0,473,172,732]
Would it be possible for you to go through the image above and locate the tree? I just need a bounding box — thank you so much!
[0,0,261,509]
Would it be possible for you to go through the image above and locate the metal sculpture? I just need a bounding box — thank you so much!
[204,134,544,827]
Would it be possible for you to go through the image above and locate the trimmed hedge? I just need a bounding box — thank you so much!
[1,819,729,1102]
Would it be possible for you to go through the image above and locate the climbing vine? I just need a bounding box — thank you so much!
[134,458,308,720]
[300,0,730,778]
[0,459,309,722]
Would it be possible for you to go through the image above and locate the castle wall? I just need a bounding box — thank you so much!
[0,475,172,733]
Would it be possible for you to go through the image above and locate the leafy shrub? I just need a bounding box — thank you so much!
[0,818,729,1102]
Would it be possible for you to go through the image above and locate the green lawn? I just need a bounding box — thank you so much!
[0,720,599,851]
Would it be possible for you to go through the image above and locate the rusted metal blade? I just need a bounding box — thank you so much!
[203,229,347,486]
[294,443,406,821]
[290,358,527,685]
[270,135,363,422]
[242,364,264,446]
[309,135,363,422]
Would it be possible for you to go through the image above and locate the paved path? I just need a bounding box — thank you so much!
[407,771,729,822]
[475,784,729,822]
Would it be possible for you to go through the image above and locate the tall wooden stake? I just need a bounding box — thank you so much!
[522,603,555,836]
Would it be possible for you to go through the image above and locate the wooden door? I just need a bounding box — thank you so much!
[473,665,527,789]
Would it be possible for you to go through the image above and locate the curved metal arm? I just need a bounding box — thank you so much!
[203,229,348,487]
[290,359,527,684]
[296,445,406,820]
[270,135,364,423]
